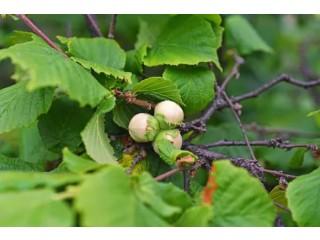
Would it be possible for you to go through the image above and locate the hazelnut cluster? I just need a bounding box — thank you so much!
[128,100,184,154]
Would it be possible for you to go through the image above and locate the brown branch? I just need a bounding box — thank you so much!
[244,123,320,138]
[108,14,117,39]
[154,167,185,182]
[274,202,291,213]
[263,169,297,179]
[181,74,320,133]
[183,170,190,193]
[155,142,299,183]
[184,144,264,180]
[233,73,320,103]
[17,14,68,58]
[126,146,146,175]
[181,53,244,134]
[220,52,245,92]
[154,158,211,182]
[85,14,103,37]
[221,90,257,161]
[114,89,155,110]
[203,138,319,151]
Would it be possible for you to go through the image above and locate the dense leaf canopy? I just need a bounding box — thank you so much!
[0,14,320,227]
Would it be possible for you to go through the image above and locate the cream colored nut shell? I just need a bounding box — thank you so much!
[128,113,153,143]
[154,100,184,124]
[153,132,183,154]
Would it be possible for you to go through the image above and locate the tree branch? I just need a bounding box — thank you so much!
[220,52,245,92]
[154,142,299,183]
[184,143,264,180]
[233,73,320,103]
[183,170,190,193]
[221,90,257,161]
[204,138,319,152]
[154,167,185,182]
[17,14,68,58]
[262,169,297,179]
[244,123,320,138]
[85,14,103,37]
[126,146,146,175]
[154,158,210,182]
[108,14,117,39]
[114,89,155,110]
[181,73,320,133]
[274,202,291,213]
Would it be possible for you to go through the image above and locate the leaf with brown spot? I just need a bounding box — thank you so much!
[201,165,218,205]
[176,156,196,167]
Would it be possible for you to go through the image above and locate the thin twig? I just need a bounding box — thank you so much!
[157,143,299,183]
[298,41,320,104]
[275,214,285,227]
[274,202,291,213]
[183,170,190,193]
[263,169,297,179]
[204,138,319,151]
[114,89,155,110]
[244,123,320,138]
[184,144,264,180]
[220,52,245,92]
[181,74,320,133]
[154,160,209,182]
[17,14,68,58]
[183,53,243,134]
[108,14,117,39]
[221,90,257,161]
[85,14,103,37]
[154,168,185,182]
[126,146,146,175]
[233,73,320,103]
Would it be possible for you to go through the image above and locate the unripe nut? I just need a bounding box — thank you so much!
[154,100,184,127]
[152,129,183,154]
[128,113,159,143]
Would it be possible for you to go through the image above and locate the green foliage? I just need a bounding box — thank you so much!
[135,173,193,220]
[0,81,53,134]
[0,14,319,227]
[112,99,146,129]
[38,98,93,153]
[20,123,58,164]
[125,45,147,75]
[0,32,110,107]
[0,171,82,192]
[0,154,42,171]
[174,205,212,227]
[74,166,168,226]
[72,57,132,84]
[225,15,273,55]
[81,97,117,164]
[0,189,74,226]
[134,18,168,49]
[287,167,320,226]
[208,161,276,226]
[289,148,307,169]
[144,15,222,70]
[58,37,132,84]
[58,37,126,69]
[155,139,197,165]
[269,185,288,213]
[118,151,148,175]
[163,66,215,115]
[62,148,102,174]
[132,77,184,105]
